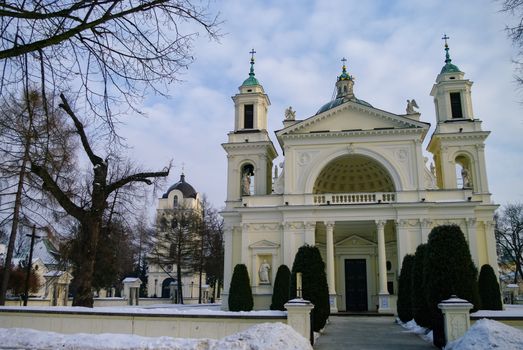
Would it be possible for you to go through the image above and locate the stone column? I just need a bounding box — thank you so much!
[420,218,432,244]
[304,221,316,246]
[376,219,390,313]
[325,221,338,312]
[222,225,233,309]
[466,218,479,266]
[484,220,499,273]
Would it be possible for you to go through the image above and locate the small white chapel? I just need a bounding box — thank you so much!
[221,40,499,313]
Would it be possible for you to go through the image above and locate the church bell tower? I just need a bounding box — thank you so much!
[222,50,277,205]
[428,36,491,198]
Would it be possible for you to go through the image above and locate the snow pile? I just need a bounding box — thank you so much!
[397,318,433,343]
[445,318,523,350]
[0,322,313,350]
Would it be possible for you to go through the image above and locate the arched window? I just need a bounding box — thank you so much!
[173,195,178,207]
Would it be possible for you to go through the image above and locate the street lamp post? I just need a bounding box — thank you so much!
[23,225,41,306]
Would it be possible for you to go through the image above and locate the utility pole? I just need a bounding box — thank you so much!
[23,225,40,306]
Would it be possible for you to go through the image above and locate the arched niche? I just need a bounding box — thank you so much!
[455,153,473,189]
[241,163,255,196]
[313,154,395,194]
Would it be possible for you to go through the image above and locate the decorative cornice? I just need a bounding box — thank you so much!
[279,127,425,141]
[278,101,428,136]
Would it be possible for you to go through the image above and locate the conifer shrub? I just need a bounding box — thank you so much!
[478,264,502,310]
[228,264,253,311]
[424,224,480,348]
[412,243,431,328]
[397,254,415,323]
[270,264,291,311]
[290,245,330,332]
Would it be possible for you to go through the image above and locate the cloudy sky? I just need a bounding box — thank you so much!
[120,0,522,212]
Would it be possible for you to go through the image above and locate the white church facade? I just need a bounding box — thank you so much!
[221,41,499,313]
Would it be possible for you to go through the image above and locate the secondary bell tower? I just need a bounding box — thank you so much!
[222,50,277,206]
[428,35,491,200]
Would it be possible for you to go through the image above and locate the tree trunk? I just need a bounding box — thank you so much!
[72,218,101,307]
[0,125,32,305]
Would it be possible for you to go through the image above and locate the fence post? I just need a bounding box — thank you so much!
[285,298,315,345]
[438,296,473,343]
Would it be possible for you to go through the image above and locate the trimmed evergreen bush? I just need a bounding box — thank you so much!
[228,264,253,311]
[424,224,480,348]
[270,264,291,311]
[290,245,330,332]
[412,243,431,328]
[478,264,502,310]
[397,254,415,323]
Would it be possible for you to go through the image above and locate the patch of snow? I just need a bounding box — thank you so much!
[0,305,287,317]
[445,318,523,350]
[472,304,523,318]
[0,322,312,350]
[397,318,433,343]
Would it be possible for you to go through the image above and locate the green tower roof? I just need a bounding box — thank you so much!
[440,34,461,74]
[242,49,260,86]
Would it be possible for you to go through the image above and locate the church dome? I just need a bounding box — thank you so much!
[315,59,373,115]
[316,97,373,115]
[162,174,197,199]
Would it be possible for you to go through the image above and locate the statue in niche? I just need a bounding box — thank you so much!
[241,171,251,196]
[430,162,436,177]
[284,106,296,120]
[259,259,271,284]
[406,99,419,114]
[461,167,472,188]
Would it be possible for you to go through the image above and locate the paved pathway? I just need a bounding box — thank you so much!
[313,316,434,349]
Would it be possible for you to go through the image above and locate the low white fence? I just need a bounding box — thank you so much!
[0,307,287,339]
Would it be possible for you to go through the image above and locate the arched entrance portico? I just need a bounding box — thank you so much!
[312,155,397,313]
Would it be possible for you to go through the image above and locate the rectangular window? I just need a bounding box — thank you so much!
[244,104,254,129]
[450,92,463,118]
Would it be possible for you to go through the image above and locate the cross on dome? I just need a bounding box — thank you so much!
[439,34,461,74]
[241,48,260,86]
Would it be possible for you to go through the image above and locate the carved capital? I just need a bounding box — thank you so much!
[324,221,335,229]
[304,221,316,230]
[420,218,433,229]
[375,220,386,230]
[466,218,477,228]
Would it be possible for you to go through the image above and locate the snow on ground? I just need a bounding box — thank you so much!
[0,322,313,350]
[444,318,523,350]
[397,318,433,343]
[471,304,523,318]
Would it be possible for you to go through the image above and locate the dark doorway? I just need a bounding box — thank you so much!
[345,259,368,311]
[161,278,175,298]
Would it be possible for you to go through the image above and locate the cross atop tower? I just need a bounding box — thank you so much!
[442,34,450,47]
[249,48,256,61]
[341,57,347,65]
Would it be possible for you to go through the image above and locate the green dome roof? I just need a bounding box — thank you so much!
[242,50,260,86]
[315,97,373,115]
[440,36,461,74]
[242,75,259,86]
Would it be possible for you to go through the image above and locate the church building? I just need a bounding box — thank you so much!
[221,40,498,313]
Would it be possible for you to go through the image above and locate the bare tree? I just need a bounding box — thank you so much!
[30,94,170,307]
[151,205,200,303]
[0,90,76,305]
[0,0,220,130]
[501,0,523,86]
[495,203,523,283]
